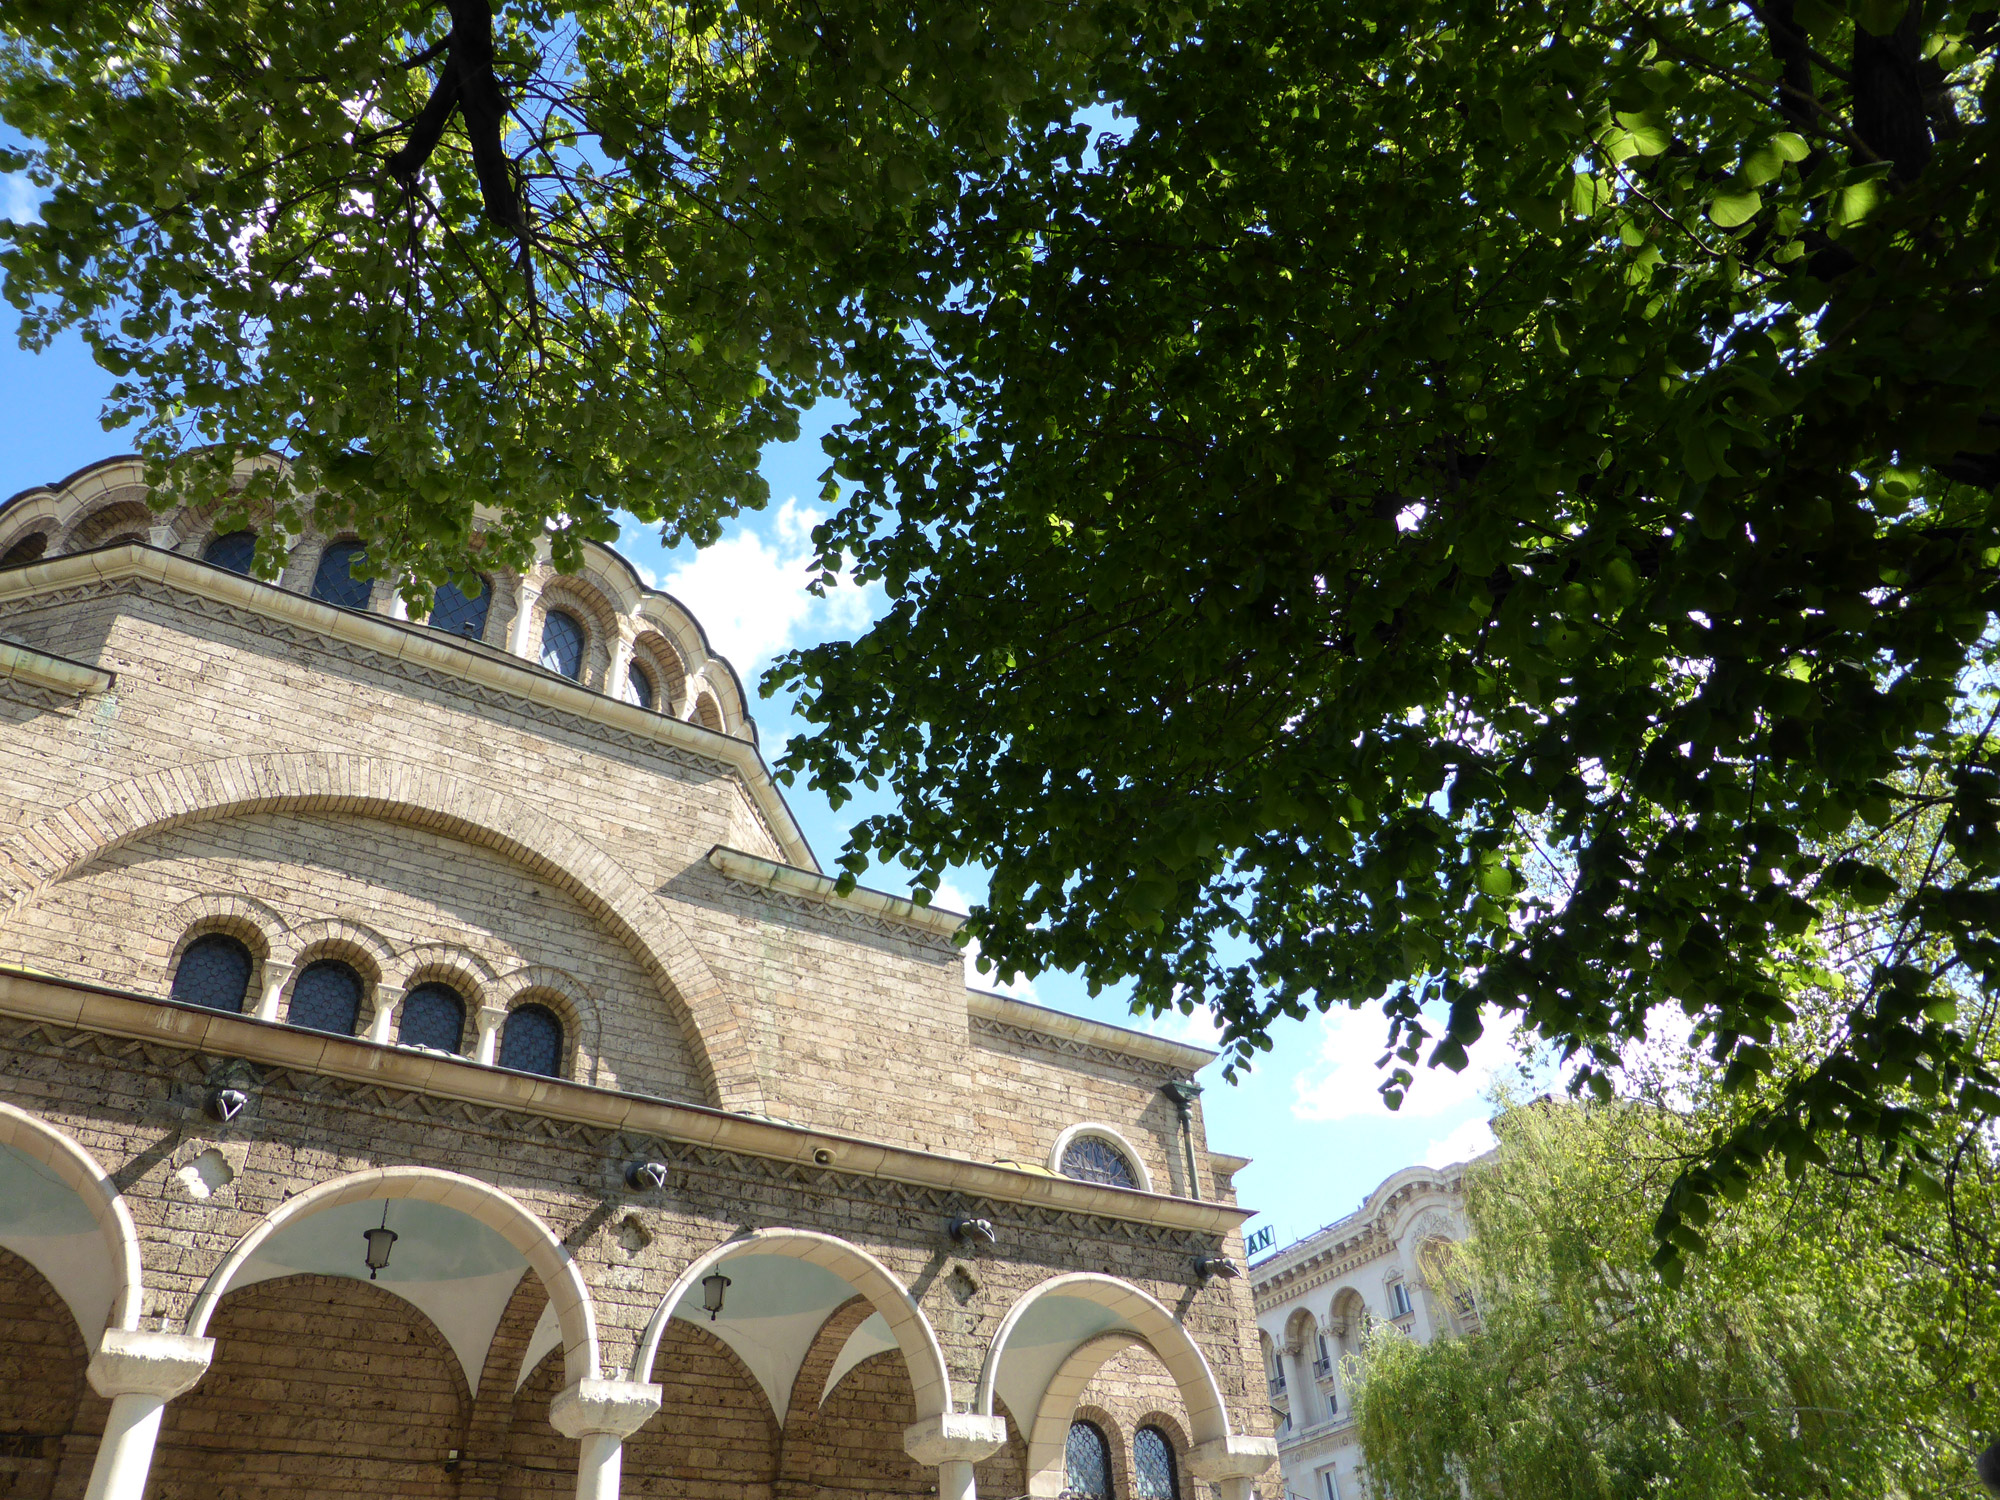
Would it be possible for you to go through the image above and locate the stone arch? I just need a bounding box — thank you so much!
[629,1229,951,1423]
[1048,1123,1155,1193]
[979,1273,1231,1490]
[59,495,156,552]
[388,940,500,998]
[534,574,620,688]
[0,1101,145,1342]
[164,890,283,970]
[788,1293,878,1412]
[691,687,727,735]
[491,965,602,1079]
[0,752,766,1111]
[627,630,688,715]
[1023,1334,1142,1496]
[185,1165,600,1386]
[272,915,396,979]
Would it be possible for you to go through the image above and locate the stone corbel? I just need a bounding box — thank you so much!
[1187,1434,1280,1485]
[87,1330,216,1402]
[549,1378,663,1441]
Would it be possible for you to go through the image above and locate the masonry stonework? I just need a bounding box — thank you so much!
[0,457,1276,1500]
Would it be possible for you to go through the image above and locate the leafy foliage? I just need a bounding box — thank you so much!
[0,0,1110,591]
[1350,1090,2000,1499]
[772,0,2000,1267]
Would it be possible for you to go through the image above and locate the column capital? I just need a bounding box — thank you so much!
[549,1378,661,1441]
[903,1413,1008,1466]
[1187,1434,1278,1483]
[87,1330,215,1402]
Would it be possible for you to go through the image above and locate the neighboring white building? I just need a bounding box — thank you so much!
[1248,1159,1486,1500]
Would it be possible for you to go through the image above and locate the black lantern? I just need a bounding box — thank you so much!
[700,1269,731,1321]
[362,1202,398,1280]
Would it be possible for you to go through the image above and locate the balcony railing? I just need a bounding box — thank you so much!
[1312,1356,1333,1379]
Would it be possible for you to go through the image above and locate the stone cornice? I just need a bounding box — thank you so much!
[1249,1171,1472,1310]
[0,635,113,696]
[0,967,1253,1238]
[967,990,1216,1078]
[707,846,965,945]
[0,546,816,870]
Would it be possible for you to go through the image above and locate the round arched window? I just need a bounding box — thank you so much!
[1065,1420,1113,1500]
[625,660,655,710]
[1134,1427,1179,1500]
[1060,1135,1139,1189]
[428,576,491,640]
[171,933,253,1014]
[1,533,48,568]
[399,982,467,1053]
[202,529,257,575]
[289,959,364,1035]
[540,610,585,679]
[311,540,373,610]
[498,1003,564,1077]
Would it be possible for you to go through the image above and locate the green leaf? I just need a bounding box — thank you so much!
[1709,190,1762,228]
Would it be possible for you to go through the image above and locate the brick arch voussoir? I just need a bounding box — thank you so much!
[784,1293,877,1422]
[0,753,764,1113]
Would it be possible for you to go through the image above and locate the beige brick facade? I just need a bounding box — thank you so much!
[0,457,1277,1500]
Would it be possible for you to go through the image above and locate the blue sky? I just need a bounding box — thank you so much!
[0,222,1518,1260]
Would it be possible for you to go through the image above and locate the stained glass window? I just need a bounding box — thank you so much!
[171,933,252,1013]
[625,661,655,710]
[1060,1135,1139,1189]
[541,610,585,678]
[202,529,257,575]
[399,982,466,1053]
[429,577,491,640]
[311,540,373,609]
[1134,1428,1177,1500]
[290,959,363,1035]
[1065,1421,1112,1500]
[499,1003,564,1077]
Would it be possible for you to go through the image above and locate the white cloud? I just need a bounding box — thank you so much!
[1291,1004,1523,1122]
[2,173,41,226]
[1144,1005,1224,1050]
[936,878,1038,1002]
[1421,1115,1497,1168]
[659,498,879,674]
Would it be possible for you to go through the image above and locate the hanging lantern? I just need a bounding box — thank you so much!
[362,1202,398,1280]
[701,1269,732,1321]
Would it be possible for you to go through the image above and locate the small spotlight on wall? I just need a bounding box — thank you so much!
[207,1086,249,1122]
[701,1269,732,1321]
[950,1216,998,1246]
[626,1160,669,1191]
[363,1202,398,1280]
[1194,1254,1242,1282]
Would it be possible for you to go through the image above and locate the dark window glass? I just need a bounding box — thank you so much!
[429,577,491,639]
[626,661,654,710]
[1,533,49,567]
[202,529,257,575]
[171,933,253,1013]
[498,1003,564,1077]
[1060,1135,1139,1189]
[1134,1428,1178,1500]
[399,981,466,1052]
[290,959,363,1035]
[540,610,584,678]
[1065,1421,1112,1500]
[311,540,373,609]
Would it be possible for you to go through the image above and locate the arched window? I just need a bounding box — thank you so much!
[1134,1428,1178,1500]
[428,576,491,640]
[624,660,655,710]
[202,529,257,575]
[311,540,373,609]
[1,533,48,567]
[1065,1420,1113,1500]
[1060,1135,1139,1189]
[1389,1280,1413,1317]
[498,1003,564,1077]
[170,933,253,1013]
[540,609,584,678]
[398,982,467,1053]
[289,959,364,1035]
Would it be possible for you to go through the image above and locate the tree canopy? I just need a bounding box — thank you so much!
[769,0,2000,1270]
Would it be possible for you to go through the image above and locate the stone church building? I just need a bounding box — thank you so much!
[0,457,1277,1500]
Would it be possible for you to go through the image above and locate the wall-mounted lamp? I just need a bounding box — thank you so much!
[1194,1254,1242,1283]
[626,1160,669,1191]
[701,1269,732,1321]
[950,1216,998,1246]
[207,1086,250,1122]
[363,1202,398,1280]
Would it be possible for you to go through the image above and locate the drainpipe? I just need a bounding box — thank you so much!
[1160,1080,1204,1200]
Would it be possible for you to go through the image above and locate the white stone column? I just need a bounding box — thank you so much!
[252,963,294,1023]
[509,576,544,660]
[607,630,635,703]
[904,1413,1007,1500]
[368,986,407,1045]
[550,1378,661,1500]
[1188,1433,1280,1500]
[82,1329,215,1500]
[474,1003,509,1065]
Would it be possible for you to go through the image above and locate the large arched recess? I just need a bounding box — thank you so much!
[978,1273,1230,1498]
[628,1229,951,1426]
[0,752,763,1111]
[0,1100,144,1344]
[185,1166,600,1390]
